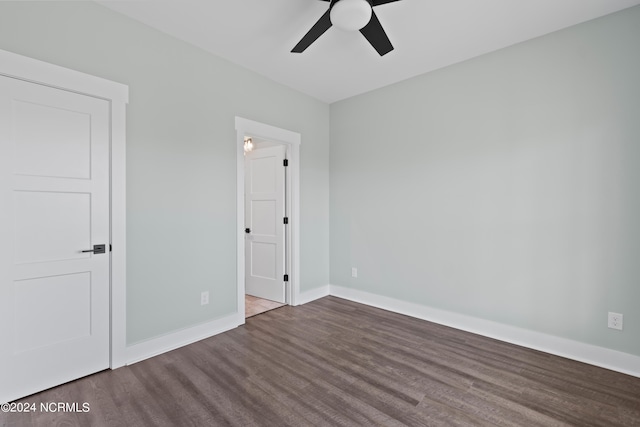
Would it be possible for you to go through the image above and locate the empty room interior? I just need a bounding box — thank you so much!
[1,1,639,425]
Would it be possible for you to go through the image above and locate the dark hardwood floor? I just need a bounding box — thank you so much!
[2,296,639,426]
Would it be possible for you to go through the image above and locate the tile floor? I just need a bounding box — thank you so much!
[245,294,285,318]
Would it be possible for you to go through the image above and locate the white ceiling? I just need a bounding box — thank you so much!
[97,0,640,104]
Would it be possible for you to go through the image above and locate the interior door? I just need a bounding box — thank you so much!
[0,75,110,403]
[245,145,287,303]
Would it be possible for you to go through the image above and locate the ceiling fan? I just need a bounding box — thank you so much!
[292,0,403,56]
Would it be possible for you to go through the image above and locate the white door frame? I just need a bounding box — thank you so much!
[235,117,300,322]
[0,49,129,368]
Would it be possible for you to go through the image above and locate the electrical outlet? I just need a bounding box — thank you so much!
[608,312,623,330]
[201,291,209,306]
[351,267,358,278]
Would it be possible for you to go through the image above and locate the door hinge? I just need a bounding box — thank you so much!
[110,244,112,252]
[283,159,289,167]
[283,217,289,224]
[284,274,289,282]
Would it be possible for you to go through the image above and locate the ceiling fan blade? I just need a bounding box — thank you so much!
[359,11,394,56]
[292,9,333,53]
[372,0,402,5]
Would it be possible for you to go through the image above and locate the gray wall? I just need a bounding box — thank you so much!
[0,1,330,345]
[330,6,640,356]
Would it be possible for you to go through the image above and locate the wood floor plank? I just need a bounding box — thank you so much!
[2,296,639,426]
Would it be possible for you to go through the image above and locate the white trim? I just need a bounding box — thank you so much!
[235,117,301,315]
[329,285,640,378]
[0,49,128,104]
[0,49,129,370]
[110,101,127,368]
[296,285,330,306]
[126,314,241,365]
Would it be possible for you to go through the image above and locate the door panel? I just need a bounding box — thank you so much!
[245,145,286,303]
[250,242,278,280]
[14,272,91,353]
[251,200,277,235]
[13,191,91,264]
[13,99,91,179]
[0,75,110,403]
[250,156,279,194]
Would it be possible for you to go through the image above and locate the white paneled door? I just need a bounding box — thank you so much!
[0,75,110,403]
[245,145,287,303]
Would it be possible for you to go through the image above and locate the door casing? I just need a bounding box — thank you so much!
[235,117,300,322]
[0,49,129,369]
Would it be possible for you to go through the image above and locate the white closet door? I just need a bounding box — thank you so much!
[0,75,110,403]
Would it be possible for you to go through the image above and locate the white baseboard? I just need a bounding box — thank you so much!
[329,285,640,378]
[123,283,330,366]
[125,313,242,365]
[121,286,640,378]
[296,285,330,305]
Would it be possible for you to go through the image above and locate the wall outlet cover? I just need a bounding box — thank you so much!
[201,291,209,306]
[608,312,623,330]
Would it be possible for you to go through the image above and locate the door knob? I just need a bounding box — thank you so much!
[245,228,251,234]
[82,244,106,254]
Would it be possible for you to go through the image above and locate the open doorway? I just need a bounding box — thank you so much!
[245,295,285,318]
[244,141,287,317]
[235,117,301,323]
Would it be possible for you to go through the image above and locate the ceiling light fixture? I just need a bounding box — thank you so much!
[330,0,373,31]
[244,137,254,153]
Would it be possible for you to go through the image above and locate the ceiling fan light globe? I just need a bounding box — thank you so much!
[330,0,373,31]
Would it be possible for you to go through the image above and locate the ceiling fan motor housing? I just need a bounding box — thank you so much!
[330,0,373,31]
[291,0,398,56]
